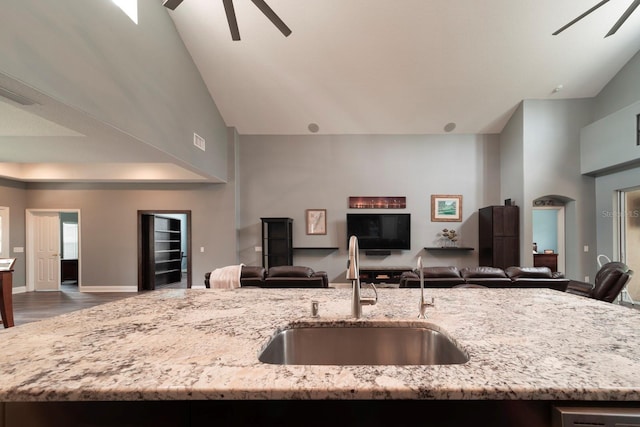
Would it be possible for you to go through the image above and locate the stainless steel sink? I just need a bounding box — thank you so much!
[258,323,469,365]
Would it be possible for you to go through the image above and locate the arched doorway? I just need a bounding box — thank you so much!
[532,197,566,274]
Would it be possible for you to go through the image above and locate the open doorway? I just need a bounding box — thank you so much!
[26,209,81,292]
[137,210,191,290]
[532,199,566,274]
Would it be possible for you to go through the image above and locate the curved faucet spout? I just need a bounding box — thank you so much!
[417,256,434,318]
[346,235,360,281]
[347,235,376,318]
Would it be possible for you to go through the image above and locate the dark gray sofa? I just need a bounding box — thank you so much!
[205,265,328,288]
[399,266,569,291]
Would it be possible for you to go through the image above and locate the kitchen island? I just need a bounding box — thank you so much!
[0,287,639,426]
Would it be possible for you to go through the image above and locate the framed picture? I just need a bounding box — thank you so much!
[306,209,327,235]
[431,194,462,222]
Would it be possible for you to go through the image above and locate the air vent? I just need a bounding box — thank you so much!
[193,133,205,151]
[0,86,37,106]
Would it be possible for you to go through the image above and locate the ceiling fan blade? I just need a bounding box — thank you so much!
[552,0,611,35]
[250,0,292,37]
[162,0,184,10]
[223,0,241,41]
[605,0,640,37]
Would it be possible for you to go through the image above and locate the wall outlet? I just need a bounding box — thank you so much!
[193,133,205,151]
[13,247,24,253]
[583,245,589,252]
[585,276,590,282]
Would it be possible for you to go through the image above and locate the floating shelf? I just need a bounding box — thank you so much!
[424,247,474,251]
[293,247,339,252]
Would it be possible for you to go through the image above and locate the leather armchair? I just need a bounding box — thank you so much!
[567,261,633,303]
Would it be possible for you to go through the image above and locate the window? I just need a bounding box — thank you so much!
[62,222,78,259]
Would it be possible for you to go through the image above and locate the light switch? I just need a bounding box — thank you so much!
[583,245,589,252]
[200,247,205,253]
[255,246,262,252]
[13,247,24,253]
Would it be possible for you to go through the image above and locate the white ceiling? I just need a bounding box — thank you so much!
[2,1,639,182]
[167,0,640,135]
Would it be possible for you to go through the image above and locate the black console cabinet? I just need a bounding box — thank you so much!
[261,218,293,269]
[358,266,412,285]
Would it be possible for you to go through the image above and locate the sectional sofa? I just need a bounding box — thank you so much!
[398,266,569,291]
[205,265,329,288]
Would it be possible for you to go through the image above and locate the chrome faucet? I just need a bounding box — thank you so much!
[417,256,434,319]
[346,235,377,318]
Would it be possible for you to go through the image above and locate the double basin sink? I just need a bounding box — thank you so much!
[259,321,469,366]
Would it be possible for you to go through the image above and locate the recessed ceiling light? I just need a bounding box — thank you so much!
[444,122,456,132]
[308,123,319,133]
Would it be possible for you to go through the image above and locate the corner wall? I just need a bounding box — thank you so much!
[238,133,501,282]
[0,0,227,179]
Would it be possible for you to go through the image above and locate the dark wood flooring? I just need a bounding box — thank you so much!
[4,279,637,327]
[7,279,188,327]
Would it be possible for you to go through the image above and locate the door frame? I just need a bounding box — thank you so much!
[26,209,82,292]
[137,210,192,290]
[0,206,9,259]
[532,205,566,274]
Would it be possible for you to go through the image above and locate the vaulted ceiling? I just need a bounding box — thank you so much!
[167,0,640,135]
[2,1,639,183]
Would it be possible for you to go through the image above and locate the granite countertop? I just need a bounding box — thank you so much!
[0,287,639,401]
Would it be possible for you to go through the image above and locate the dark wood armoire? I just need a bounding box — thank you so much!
[478,205,520,269]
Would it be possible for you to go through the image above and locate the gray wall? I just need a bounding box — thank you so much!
[238,134,501,282]
[592,50,640,122]
[587,50,640,267]
[0,134,238,291]
[499,98,596,279]
[0,179,27,287]
[522,99,595,279]
[24,180,236,289]
[0,0,227,179]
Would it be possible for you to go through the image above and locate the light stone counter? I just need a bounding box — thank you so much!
[0,287,639,402]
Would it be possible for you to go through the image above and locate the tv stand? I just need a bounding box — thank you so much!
[359,266,412,285]
[364,250,391,256]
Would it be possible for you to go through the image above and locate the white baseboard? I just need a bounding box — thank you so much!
[13,285,138,293]
[78,285,138,293]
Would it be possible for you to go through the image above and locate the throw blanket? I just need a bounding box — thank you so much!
[209,264,244,289]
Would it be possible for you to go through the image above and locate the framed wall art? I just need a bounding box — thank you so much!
[431,194,462,222]
[348,196,406,209]
[306,209,327,235]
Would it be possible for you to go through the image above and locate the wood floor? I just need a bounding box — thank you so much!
[4,279,637,327]
[7,279,188,327]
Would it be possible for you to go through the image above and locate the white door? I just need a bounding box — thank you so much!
[34,212,60,291]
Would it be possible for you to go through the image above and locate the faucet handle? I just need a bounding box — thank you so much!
[361,282,378,306]
[418,296,435,319]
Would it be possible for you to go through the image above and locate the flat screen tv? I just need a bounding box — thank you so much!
[346,213,411,250]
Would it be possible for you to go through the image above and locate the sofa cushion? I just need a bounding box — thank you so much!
[505,266,552,279]
[420,266,462,278]
[267,266,314,278]
[241,266,265,279]
[460,267,507,279]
